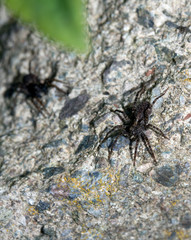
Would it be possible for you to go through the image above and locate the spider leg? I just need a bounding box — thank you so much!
[147,124,169,139]
[111,109,124,114]
[52,79,65,83]
[49,61,59,80]
[112,108,130,122]
[133,138,140,166]
[43,61,59,87]
[152,88,169,105]
[129,140,133,161]
[35,98,50,116]
[29,59,33,74]
[98,125,124,151]
[134,85,146,104]
[49,83,68,94]
[129,137,136,163]
[141,133,157,164]
[30,99,47,117]
[110,109,127,124]
[108,135,120,162]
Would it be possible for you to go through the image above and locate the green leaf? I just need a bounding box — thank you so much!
[5,0,88,52]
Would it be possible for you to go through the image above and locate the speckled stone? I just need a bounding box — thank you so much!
[152,164,182,187]
[35,200,50,213]
[42,167,65,179]
[0,0,191,239]
[59,90,90,119]
[180,213,191,229]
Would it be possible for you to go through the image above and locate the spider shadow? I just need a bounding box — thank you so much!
[4,60,72,118]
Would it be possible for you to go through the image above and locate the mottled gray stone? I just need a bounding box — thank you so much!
[42,139,67,149]
[136,6,154,28]
[35,201,51,213]
[0,0,191,239]
[59,90,90,119]
[75,135,97,154]
[154,45,184,63]
[152,164,181,187]
[42,167,65,179]
[180,213,191,229]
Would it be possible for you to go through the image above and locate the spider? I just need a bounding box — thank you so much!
[4,62,71,116]
[98,86,169,166]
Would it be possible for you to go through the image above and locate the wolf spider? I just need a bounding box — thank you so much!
[4,62,71,116]
[98,86,169,166]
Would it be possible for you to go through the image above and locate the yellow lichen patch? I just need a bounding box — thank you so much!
[51,168,122,236]
[183,78,191,82]
[164,230,172,238]
[180,69,191,82]
[81,228,104,240]
[170,200,179,206]
[27,206,38,216]
[164,230,190,240]
[55,167,121,207]
[176,230,189,240]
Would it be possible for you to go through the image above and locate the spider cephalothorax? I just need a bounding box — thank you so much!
[98,86,169,166]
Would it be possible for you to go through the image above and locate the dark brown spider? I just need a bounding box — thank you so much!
[98,86,169,166]
[4,62,71,116]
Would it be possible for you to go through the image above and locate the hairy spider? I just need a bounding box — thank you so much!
[4,62,71,116]
[98,86,169,166]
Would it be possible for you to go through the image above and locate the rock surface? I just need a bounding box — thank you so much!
[0,0,191,239]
